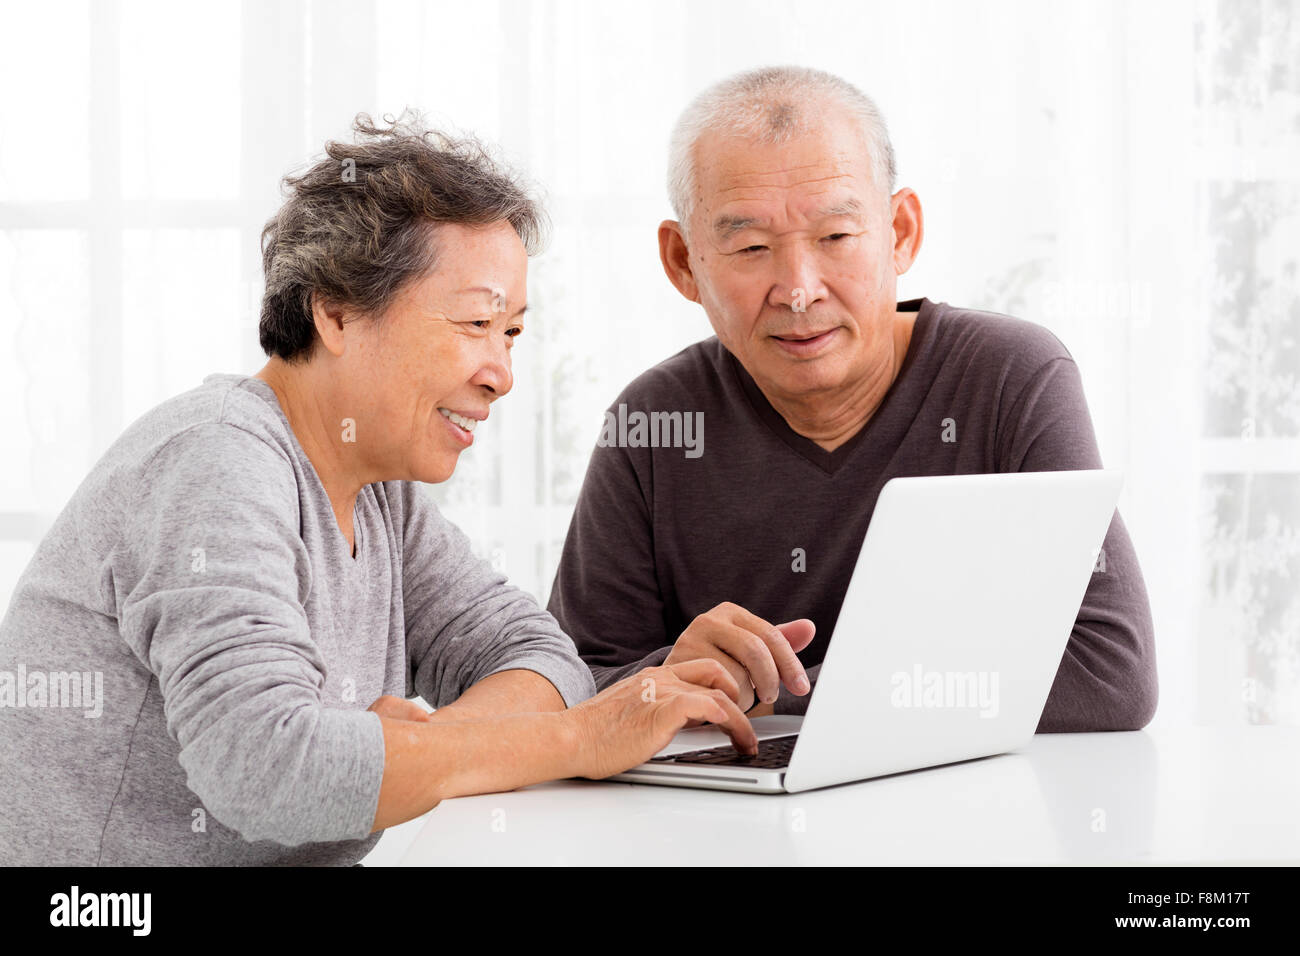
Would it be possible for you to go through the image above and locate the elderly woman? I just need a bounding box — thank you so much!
[0,114,755,866]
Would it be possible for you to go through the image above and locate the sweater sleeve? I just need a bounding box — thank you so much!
[999,357,1159,732]
[547,435,679,691]
[399,482,595,709]
[116,423,385,846]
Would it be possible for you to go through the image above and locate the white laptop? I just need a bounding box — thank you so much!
[608,469,1124,794]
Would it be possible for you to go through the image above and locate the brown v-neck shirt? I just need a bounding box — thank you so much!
[547,298,1158,732]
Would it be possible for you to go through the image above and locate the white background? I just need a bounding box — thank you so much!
[1,0,1297,736]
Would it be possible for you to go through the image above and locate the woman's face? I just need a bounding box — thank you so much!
[346,220,529,485]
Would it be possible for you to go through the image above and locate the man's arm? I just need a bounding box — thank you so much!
[1000,353,1158,732]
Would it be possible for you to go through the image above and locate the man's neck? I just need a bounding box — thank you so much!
[764,311,916,453]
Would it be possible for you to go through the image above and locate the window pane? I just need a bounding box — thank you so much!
[120,0,241,199]
[0,230,92,512]
[122,229,243,423]
[0,1,90,200]
[1200,473,1300,724]
[375,0,502,140]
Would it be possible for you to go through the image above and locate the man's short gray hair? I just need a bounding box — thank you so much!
[667,66,897,228]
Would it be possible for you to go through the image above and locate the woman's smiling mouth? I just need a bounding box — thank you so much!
[438,407,485,445]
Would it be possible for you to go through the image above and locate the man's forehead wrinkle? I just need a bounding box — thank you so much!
[711,174,857,214]
[715,166,852,190]
[708,183,868,235]
[714,193,811,208]
[724,159,826,178]
[709,179,859,216]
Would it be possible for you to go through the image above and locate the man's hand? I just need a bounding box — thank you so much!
[565,659,759,780]
[664,602,815,713]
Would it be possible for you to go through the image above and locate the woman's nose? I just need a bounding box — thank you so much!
[471,346,513,397]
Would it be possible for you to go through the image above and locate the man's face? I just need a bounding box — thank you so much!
[344,220,528,484]
[683,113,901,403]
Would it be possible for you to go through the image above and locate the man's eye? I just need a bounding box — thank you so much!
[505,326,522,338]
[824,233,850,242]
[472,319,491,328]
[739,245,767,254]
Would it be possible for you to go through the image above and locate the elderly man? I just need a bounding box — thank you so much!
[548,66,1157,731]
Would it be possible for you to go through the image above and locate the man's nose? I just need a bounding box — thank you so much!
[768,242,826,312]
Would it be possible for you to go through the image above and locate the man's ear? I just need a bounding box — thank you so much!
[658,220,701,303]
[890,188,924,276]
[310,293,353,358]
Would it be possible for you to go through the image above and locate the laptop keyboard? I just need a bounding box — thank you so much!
[650,734,799,770]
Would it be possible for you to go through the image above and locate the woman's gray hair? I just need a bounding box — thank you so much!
[259,110,546,363]
[667,66,897,230]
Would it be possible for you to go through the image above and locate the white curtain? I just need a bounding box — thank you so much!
[1,0,1296,727]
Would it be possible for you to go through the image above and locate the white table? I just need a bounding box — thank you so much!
[399,720,1300,866]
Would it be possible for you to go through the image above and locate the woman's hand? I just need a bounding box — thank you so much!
[368,661,756,831]
[564,659,759,780]
[367,694,435,723]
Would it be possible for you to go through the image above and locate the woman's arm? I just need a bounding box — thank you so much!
[395,481,597,712]
[423,669,564,722]
[119,424,386,847]
[368,659,758,833]
[363,671,573,830]
[368,709,575,831]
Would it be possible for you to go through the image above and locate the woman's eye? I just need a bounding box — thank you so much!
[739,245,766,254]
[472,319,491,329]
[505,327,522,338]
[824,233,849,242]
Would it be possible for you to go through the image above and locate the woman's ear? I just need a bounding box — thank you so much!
[311,293,355,357]
[658,220,701,303]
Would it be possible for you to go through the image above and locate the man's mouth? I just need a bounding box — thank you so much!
[772,329,835,342]
[770,327,840,355]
